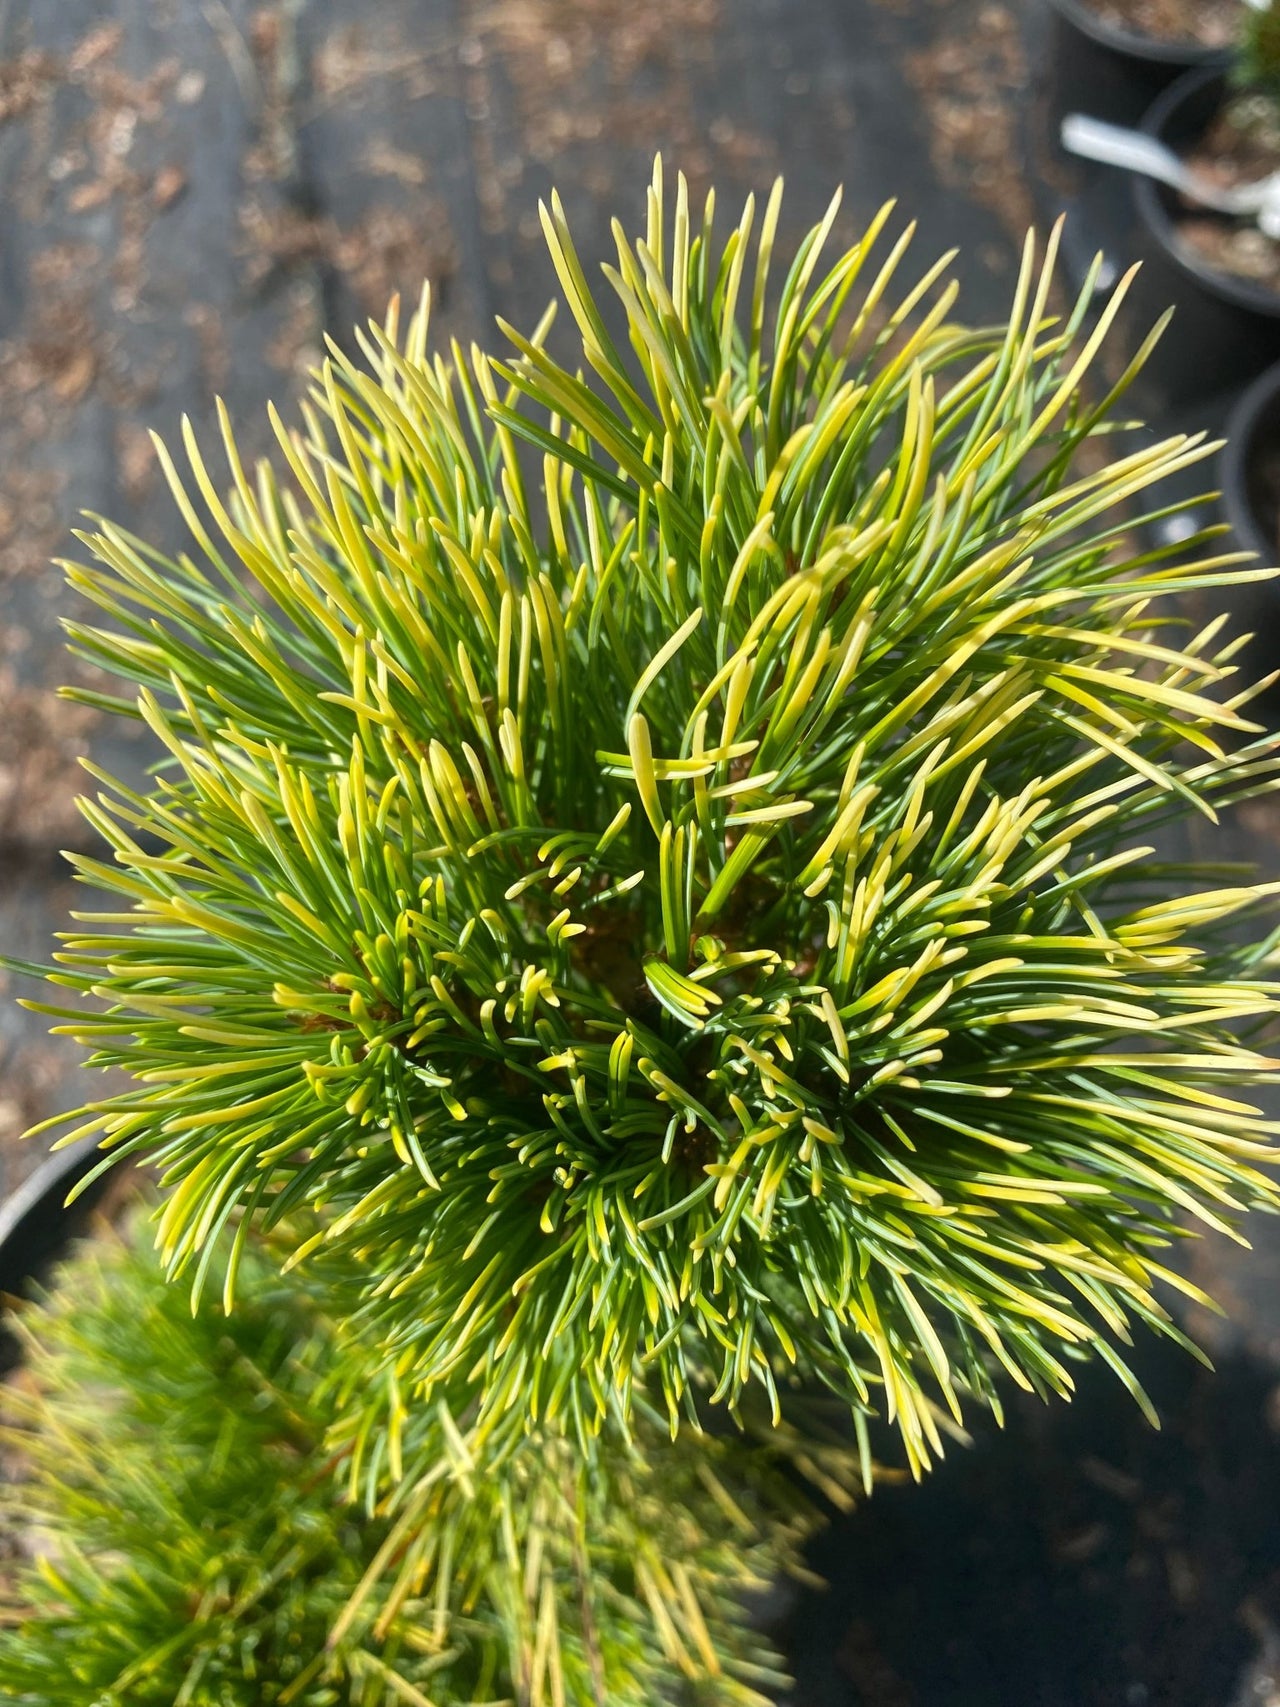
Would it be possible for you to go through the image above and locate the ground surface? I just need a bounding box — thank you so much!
[2,2,1280,1703]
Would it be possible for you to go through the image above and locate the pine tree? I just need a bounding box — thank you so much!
[4,160,1280,1694]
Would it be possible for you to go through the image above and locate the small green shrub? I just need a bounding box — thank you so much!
[1240,0,1280,99]
[0,1218,814,1705]
[5,159,1280,1691]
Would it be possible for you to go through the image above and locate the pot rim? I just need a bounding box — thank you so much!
[1221,356,1280,565]
[1047,0,1236,68]
[0,1136,101,1258]
[1134,66,1280,320]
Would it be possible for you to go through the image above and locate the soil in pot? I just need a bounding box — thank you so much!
[1077,0,1241,51]
[1175,93,1280,290]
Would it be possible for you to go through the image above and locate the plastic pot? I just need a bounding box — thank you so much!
[0,1138,114,1373]
[1222,357,1280,562]
[1129,68,1280,410]
[1218,358,1280,690]
[1042,0,1231,135]
[1032,2,1234,310]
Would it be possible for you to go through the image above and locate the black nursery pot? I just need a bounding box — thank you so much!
[1219,358,1280,686]
[1043,0,1230,134]
[1222,356,1280,562]
[0,1138,114,1373]
[1130,68,1280,410]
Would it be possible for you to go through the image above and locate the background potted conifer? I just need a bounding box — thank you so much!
[3,161,1280,1702]
[1216,9,1280,619]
